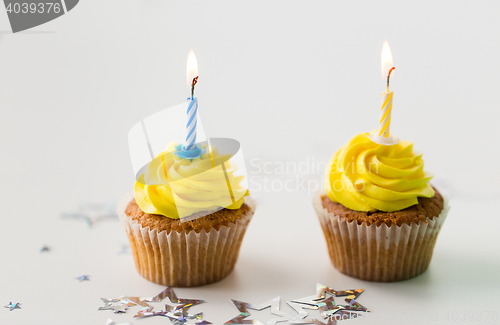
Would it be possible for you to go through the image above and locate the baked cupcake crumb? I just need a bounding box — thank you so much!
[125,199,252,234]
[321,187,444,227]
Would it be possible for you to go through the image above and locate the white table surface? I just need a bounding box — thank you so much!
[1,1,499,324]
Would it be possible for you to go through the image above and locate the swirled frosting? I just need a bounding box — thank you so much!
[135,143,248,219]
[324,133,434,212]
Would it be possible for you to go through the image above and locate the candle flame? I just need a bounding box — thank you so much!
[381,40,394,79]
[186,50,198,88]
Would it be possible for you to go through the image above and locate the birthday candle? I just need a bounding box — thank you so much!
[185,82,198,151]
[379,41,395,138]
[379,68,394,137]
[185,50,199,151]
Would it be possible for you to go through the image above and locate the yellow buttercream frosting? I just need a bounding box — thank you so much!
[324,132,434,212]
[135,143,248,219]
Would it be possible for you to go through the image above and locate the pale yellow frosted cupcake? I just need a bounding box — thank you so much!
[314,132,449,282]
[119,143,255,287]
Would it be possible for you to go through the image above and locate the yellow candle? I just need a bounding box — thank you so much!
[379,67,395,137]
[379,40,395,138]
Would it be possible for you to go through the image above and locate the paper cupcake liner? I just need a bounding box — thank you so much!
[118,195,256,287]
[313,193,449,282]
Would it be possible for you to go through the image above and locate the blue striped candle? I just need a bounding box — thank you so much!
[185,96,198,151]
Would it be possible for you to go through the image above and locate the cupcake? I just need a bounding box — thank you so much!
[314,132,449,282]
[119,142,255,287]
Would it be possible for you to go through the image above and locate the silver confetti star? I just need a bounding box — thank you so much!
[4,302,21,311]
[125,296,153,313]
[75,275,90,282]
[166,311,213,325]
[133,287,203,318]
[165,296,204,313]
[99,297,142,314]
[147,287,204,304]
[100,296,151,315]
[133,287,209,324]
[287,283,368,322]
[315,292,368,318]
[162,300,211,324]
[99,287,209,323]
[314,283,365,301]
[224,296,290,325]
[118,245,131,255]
[62,202,118,228]
[286,300,318,320]
[99,298,131,313]
[40,245,50,253]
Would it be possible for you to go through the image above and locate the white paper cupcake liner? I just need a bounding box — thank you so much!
[313,192,449,282]
[118,194,256,287]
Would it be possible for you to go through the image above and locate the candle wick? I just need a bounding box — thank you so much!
[386,67,395,92]
[191,76,199,99]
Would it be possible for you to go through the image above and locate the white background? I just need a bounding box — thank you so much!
[1,1,499,324]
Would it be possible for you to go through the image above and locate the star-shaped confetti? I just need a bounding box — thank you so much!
[75,275,90,282]
[40,245,50,253]
[4,302,21,311]
[99,298,133,313]
[99,287,210,324]
[126,296,153,313]
[224,296,291,325]
[286,299,317,320]
[165,311,212,325]
[100,297,151,315]
[62,202,118,228]
[133,290,202,318]
[133,288,209,324]
[118,245,131,255]
[161,298,210,324]
[287,283,368,322]
[315,292,367,319]
[315,283,364,301]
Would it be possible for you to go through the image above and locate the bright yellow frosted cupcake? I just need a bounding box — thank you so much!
[314,132,449,282]
[119,142,255,287]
